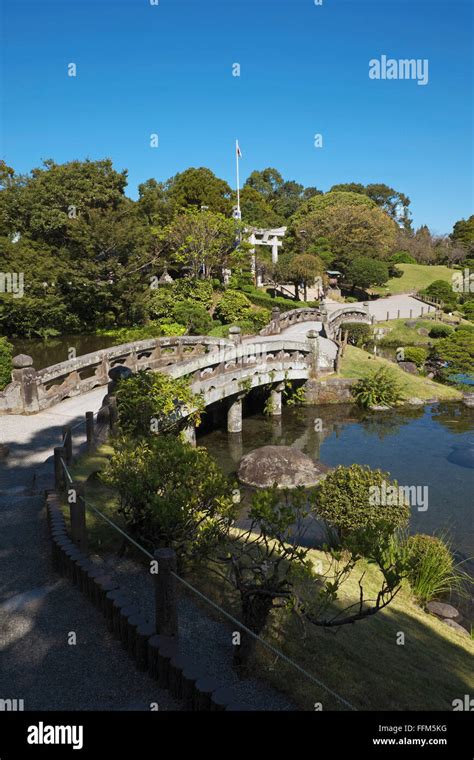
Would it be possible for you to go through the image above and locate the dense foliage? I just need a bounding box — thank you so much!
[115,369,204,437]
[102,435,236,564]
[313,464,410,542]
[352,367,404,407]
[405,534,459,605]
[0,336,13,390]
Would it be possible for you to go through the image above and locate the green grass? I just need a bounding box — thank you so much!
[376,318,452,347]
[372,263,454,296]
[339,345,462,401]
[188,545,473,711]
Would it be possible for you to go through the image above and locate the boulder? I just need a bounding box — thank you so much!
[406,397,424,406]
[405,320,418,328]
[442,619,469,637]
[398,361,418,375]
[426,601,459,620]
[417,327,429,336]
[238,445,331,489]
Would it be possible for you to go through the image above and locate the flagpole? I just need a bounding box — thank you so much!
[235,139,241,219]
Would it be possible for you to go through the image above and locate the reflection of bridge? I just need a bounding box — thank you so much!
[0,305,371,418]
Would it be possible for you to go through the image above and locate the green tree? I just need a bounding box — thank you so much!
[433,327,474,376]
[102,435,236,566]
[422,280,458,310]
[277,253,323,301]
[211,485,407,672]
[158,208,239,278]
[345,257,389,292]
[165,167,233,215]
[451,215,474,253]
[286,192,396,267]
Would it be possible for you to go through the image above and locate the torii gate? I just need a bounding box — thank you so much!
[247,227,287,285]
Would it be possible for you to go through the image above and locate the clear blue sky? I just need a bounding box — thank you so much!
[1,0,472,234]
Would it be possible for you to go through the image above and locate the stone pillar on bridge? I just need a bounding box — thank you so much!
[11,355,40,414]
[269,307,281,335]
[270,382,285,416]
[229,326,242,346]
[306,330,320,379]
[227,395,243,434]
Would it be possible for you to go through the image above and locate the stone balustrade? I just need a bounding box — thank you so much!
[0,336,233,415]
[0,308,357,415]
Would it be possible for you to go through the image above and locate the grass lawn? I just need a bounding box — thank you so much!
[65,441,472,711]
[190,547,473,711]
[372,263,454,296]
[339,345,462,401]
[375,317,453,347]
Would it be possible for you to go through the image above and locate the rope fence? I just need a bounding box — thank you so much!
[52,412,356,711]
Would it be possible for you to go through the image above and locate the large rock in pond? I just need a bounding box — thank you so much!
[238,445,330,489]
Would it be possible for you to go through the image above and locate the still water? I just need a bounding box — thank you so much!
[198,403,474,561]
[12,335,120,369]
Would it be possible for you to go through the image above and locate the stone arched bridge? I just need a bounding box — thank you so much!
[0,304,371,417]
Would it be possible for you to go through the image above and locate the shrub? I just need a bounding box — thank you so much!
[0,337,13,390]
[422,280,457,310]
[390,251,417,265]
[158,322,187,337]
[405,534,460,605]
[102,435,236,564]
[313,464,410,543]
[173,277,214,308]
[172,301,213,335]
[352,367,403,407]
[462,301,474,322]
[402,346,428,367]
[340,322,372,348]
[215,290,253,323]
[116,370,204,438]
[433,328,474,376]
[147,285,176,321]
[428,324,453,339]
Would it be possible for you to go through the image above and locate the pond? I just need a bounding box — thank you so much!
[12,334,121,370]
[198,402,474,563]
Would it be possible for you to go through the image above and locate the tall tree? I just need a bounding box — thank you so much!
[165,167,233,215]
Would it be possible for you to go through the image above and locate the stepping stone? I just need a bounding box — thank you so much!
[442,619,469,637]
[426,601,459,620]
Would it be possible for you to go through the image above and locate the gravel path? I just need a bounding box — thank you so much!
[0,392,182,711]
[92,554,298,711]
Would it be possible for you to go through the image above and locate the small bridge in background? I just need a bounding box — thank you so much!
[0,304,372,417]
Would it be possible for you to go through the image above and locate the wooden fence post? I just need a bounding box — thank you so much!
[85,412,94,450]
[154,548,178,638]
[69,480,87,554]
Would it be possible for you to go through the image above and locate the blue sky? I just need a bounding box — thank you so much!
[1,0,472,233]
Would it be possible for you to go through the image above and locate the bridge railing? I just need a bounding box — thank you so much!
[259,307,321,336]
[0,336,234,415]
